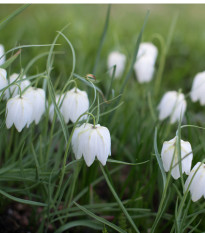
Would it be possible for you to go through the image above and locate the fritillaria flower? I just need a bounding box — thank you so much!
[158,91,187,124]
[72,123,111,167]
[62,88,89,123]
[190,71,205,105]
[185,162,205,202]
[0,44,5,66]
[161,136,193,179]
[0,68,8,99]
[23,87,46,124]
[6,95,33,132]
[107,51,126,78]
[134,42,158,83]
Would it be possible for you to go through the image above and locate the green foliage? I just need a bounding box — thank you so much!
[1,3,205,233]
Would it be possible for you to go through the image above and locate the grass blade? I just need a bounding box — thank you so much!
[0,4,30,30]
[100,164,140,233]
[0,189,46,206]
[154,127,166,189]
[54,220,102,233]
[74,202,126,233]
[92,5,111,74]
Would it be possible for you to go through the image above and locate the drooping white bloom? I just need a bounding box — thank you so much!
[8,73,31,98]
[0,68,8,99]
[158,91,187,124]
[185,162,205,202]
[23,87,46,124]
[49,94,65,122]
[0,44,5,66]
[137,42,158,62]
[107,51,126,78]
[161,136,193,179]
[72,123,111,167]
[134,42,158,83]
[6,95,33,132]
[134,56,155,83]
[190,71,205,105]
[61,88,89,123]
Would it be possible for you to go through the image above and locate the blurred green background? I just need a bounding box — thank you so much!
[1,4,205,93]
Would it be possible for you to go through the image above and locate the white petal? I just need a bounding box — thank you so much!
[134,56,155,83]
[62,88,89,123]
[158,91,177,121]
[107,51,126,78]
[137,42,158,63]
[0,44,5,66]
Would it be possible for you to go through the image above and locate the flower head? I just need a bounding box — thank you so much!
[6,95,33,132]
[161,136,193,179]
[0,68,8,99]
[107,51,126,78]
[23,87,46,124]
[158,91,187,124]
[0,44,5,66]
[185,162,205,202]
[8,73,30,98]
[72,123,111,167]
[190,71,205,105]
[134,42,158,83]
[62,88,89,123]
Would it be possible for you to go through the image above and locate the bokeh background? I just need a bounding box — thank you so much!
[1,4,205,91]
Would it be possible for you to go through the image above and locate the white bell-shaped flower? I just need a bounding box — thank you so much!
[185,162,205,202]
[8,73,30,98]
[107,51,126,78]
[0,68,8,99]
[158,91,187,124]
[161,136,193,179]
[49,94,64,122]
[23,87,45,124]
[134,56,155,83]
[190,71,205,105]
[0,44,5,66]
[6,95,33,132]
[134,42,158,83]
[61,88,89,123]
[72,123,111,167]
[137,42,158,62]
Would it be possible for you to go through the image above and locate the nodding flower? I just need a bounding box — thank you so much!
[6,95,33,132]
[158,91,187,124]
[185,162,205,202]
[134,42,158,83]
[161,136,193,180]
[107,51,126,78]
[72,123,111,167]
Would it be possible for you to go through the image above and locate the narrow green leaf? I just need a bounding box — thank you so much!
[0,49,21,69]
[107,158,149,166]
[100,165,140,233]
[74,202,126,233]
[54,220,102,233]
[92,5,111,74]
[154,127,166,189]
[0,4,30,30]
[0,189,47,206]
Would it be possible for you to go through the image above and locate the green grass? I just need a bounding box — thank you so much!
[0,3,205,233]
